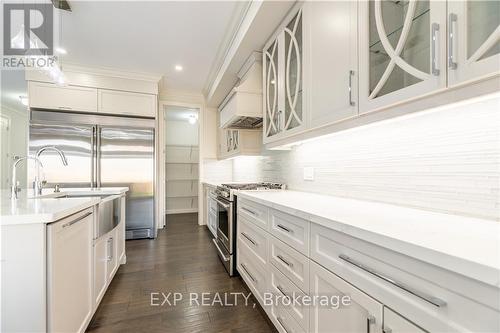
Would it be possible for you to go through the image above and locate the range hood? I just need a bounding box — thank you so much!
[219,55,263,129]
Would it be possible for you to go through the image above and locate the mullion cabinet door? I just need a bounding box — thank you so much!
[359,0,447,114]
[282,8,305,135]
[447,0,500,86]
[263,38,281,143]
[263,5,305,144]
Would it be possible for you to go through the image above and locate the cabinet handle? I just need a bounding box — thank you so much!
[276,316,291,333]
[277,110,283,131]
[62,212,92,228]
[241,232,258,246]
[107,237,113,261]
[367,315,376,333]
[277,224,292,233]
[338,254,446,307]
[276,254,293,268]
[276,285,288,299]
[241,207,257,216]
[57,106,73,110]
[431,23,440,76]
[240,263,257,283]
[348,70,355,106]
[448,13,458,69]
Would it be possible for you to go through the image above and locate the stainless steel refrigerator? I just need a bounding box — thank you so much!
[29,110,156,239]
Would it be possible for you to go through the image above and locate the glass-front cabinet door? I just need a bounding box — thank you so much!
[263,38,281,143]
[448,0,500,86]
[283,9,304,134]
[263,6,304,144]
[359,0,446,114]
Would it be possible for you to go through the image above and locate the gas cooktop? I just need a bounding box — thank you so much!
[220,182,285,190]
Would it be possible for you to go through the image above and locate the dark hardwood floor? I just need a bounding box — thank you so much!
[87,213,276,333]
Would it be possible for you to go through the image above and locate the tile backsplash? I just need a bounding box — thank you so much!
[233,94,500,221]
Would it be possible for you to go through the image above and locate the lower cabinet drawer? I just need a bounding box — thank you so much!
[310,223,500,332]
[269,209,309,255]
[270,303,306,333]
[270,235,310,293]
[269,263,309,331]
[238,198,269,230]
[237,242,268,305]
[238,215,269,266]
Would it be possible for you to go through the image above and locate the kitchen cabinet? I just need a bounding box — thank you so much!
[47,209,94,333]
[310,261,383,333]
[93,234,108,306]
[359,0,447,114]
[106,231,118,280]
[116,196,126,263]
[305,0,359,128]
[206,186,218,237]
[98,89,157,118]
[263,6,305,144]
[447,1,500,86]
[383,307,426,333]
[29,81,98,113]
[217,128,262,159]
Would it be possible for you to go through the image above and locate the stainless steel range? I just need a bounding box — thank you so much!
[212,182,285,276]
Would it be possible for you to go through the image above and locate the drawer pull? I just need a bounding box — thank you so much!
[62,212,92,228]
[338,254,446,307]
[277,224,292,233]
[367,315,376,333]
[241,207,257,216]
[276,285,289,299]
[276,254,293,268]
[276,316,291,333]
[241,263,257,283]
[241,232,258,246]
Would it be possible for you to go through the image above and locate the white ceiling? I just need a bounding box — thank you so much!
[58,1,247,93]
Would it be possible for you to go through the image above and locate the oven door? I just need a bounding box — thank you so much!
[215,196,233,253]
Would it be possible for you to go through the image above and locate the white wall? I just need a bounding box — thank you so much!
[233,94,500,220]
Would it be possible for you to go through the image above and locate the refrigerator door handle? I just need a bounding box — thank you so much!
[96,126,102,188]
[91,126,96,188]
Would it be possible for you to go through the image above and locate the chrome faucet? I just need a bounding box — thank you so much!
[34,146,68,195]
[11,156,43,199]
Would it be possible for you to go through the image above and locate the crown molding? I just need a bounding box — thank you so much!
[61,62,163,83]
[202,1,254,96]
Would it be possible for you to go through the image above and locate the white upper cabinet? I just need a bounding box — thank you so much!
[29,81,98,112]
[305,1,359,128]
[359,0,447,114]
[98,89,156,118]
[218,128,261,160]
[447,1,500,86]
[263,6,305,144]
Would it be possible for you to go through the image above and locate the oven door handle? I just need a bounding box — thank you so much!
[212,238,230,262]
[215,198,231,209]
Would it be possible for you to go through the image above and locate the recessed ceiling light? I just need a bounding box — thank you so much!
[55,47,67,55]
[175,65,183,71]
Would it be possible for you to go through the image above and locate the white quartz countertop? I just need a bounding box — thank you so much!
[0,187,128,226]
[236,190,500,287]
